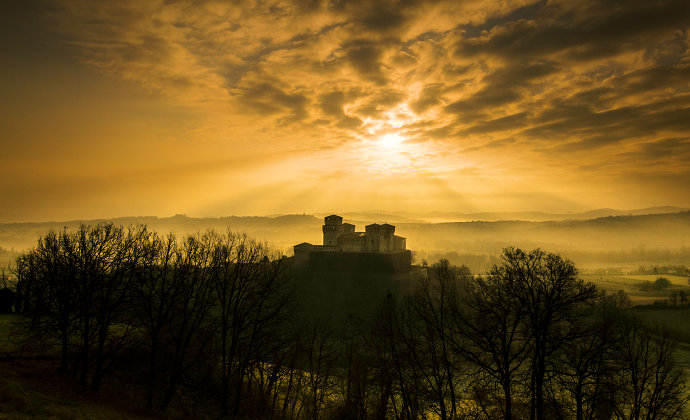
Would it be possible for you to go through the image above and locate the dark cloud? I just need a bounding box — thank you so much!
[337,116,364,128]
[461,112,529,135]
[340,39,388,85]
[639,137,690,160]
[328,0,417,36]
[354,89,406,117]
[359,4,406,34]
[526,96,690,151]
[410,83,444,114]
[460,0,545,38]
[455,0,690,63]
[239,82,309,121]
[319,90,347,116]
[444,62,558,116]
[318,90,363,128]
[445,88,520,116]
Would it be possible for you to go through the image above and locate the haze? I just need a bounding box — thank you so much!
[1,0,689,222]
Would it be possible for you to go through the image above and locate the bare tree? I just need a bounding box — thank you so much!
[335,319,374,420]
[20,230,77,370]
[614,317,689,420]
[554,301,619,420]
[372,293,421,420]
[408,260,467,419]
[130,230,179,409]
[452,265,531,420]
[502,248,599,420]
[89,225,146,391]
[159,232,216,411]
[208,231,279,418]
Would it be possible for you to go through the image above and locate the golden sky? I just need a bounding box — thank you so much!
[1,0,689,222]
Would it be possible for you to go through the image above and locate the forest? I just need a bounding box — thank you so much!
[3,222,689,419]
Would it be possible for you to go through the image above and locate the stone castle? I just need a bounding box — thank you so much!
[292,215,416,319]
[293,215,408,265]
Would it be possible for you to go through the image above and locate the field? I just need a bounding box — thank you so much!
[583,274,690,305]
[0,316,155,420]
[631,309,690,373]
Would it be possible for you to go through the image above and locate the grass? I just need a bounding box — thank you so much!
[0,314,223,419]
[582,274,690,305]
[635,309,690,340]
[632,308,690,386]
[0,358,152,419]
[0,315,156,419]
[621,274,689,286]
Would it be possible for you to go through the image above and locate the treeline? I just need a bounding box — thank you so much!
[638,277,674,291]
[9,223,690,419]
[370,252,689,419]
[13,223,291,417]
[632,264,690,277]
[642,290,690,310]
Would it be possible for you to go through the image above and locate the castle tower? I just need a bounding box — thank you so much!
[323,215,355,246]
[323,214,343,246]
[365,223,381,252]
[381,223,395,251]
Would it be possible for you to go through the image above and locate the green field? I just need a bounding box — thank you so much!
[632,308,690,381]
[622,274,689,285]
[582,274,690,305]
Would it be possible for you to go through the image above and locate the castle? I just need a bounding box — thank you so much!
[293,215,408,266]
[292,215,416,319]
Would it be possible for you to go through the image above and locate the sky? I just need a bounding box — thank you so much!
[1,0,689,222]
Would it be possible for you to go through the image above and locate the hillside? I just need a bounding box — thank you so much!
[1,211,689,271]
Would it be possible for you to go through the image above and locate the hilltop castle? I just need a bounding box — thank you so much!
[293,215,411,272]
[294,215,407,261]
[292,215,416,320]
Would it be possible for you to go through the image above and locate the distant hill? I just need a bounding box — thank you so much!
[396,211,690,254]
[1,211,689,270]
[0,214,323,254]
[334,206,689,223]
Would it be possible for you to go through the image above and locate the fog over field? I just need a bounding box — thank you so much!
[2,209,688,273]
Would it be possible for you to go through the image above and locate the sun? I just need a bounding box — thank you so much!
[351,108,439,175]
[378,132,406,150]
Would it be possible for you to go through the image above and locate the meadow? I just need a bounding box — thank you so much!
[583,274,689,305]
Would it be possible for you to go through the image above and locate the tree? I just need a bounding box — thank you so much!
[0,268,15,313]
[16,230,77,371]
[88,224,145,391]
[372,293,420,420]
[335,318,376,420]
[130,230,179,409]
[452,263,531,420]
[497,248,600,420]
[613,317,689,419]
[208,231,290,418]
[303,319,338,420]
[654,277,671,290]
[408,260,467,419]
[555,299,620,420]
[159,232,216,411]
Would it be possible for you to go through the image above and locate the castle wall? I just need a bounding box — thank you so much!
[393,236,406,251]
[295,215,408,266]
[307,250,412,273]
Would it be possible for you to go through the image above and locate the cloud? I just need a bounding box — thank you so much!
[410,83,444,114]
[454,0,690,63]
[239,82,309,121]
[2,0,690,220]
[339,39,389,85]
[318,89,363,127]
